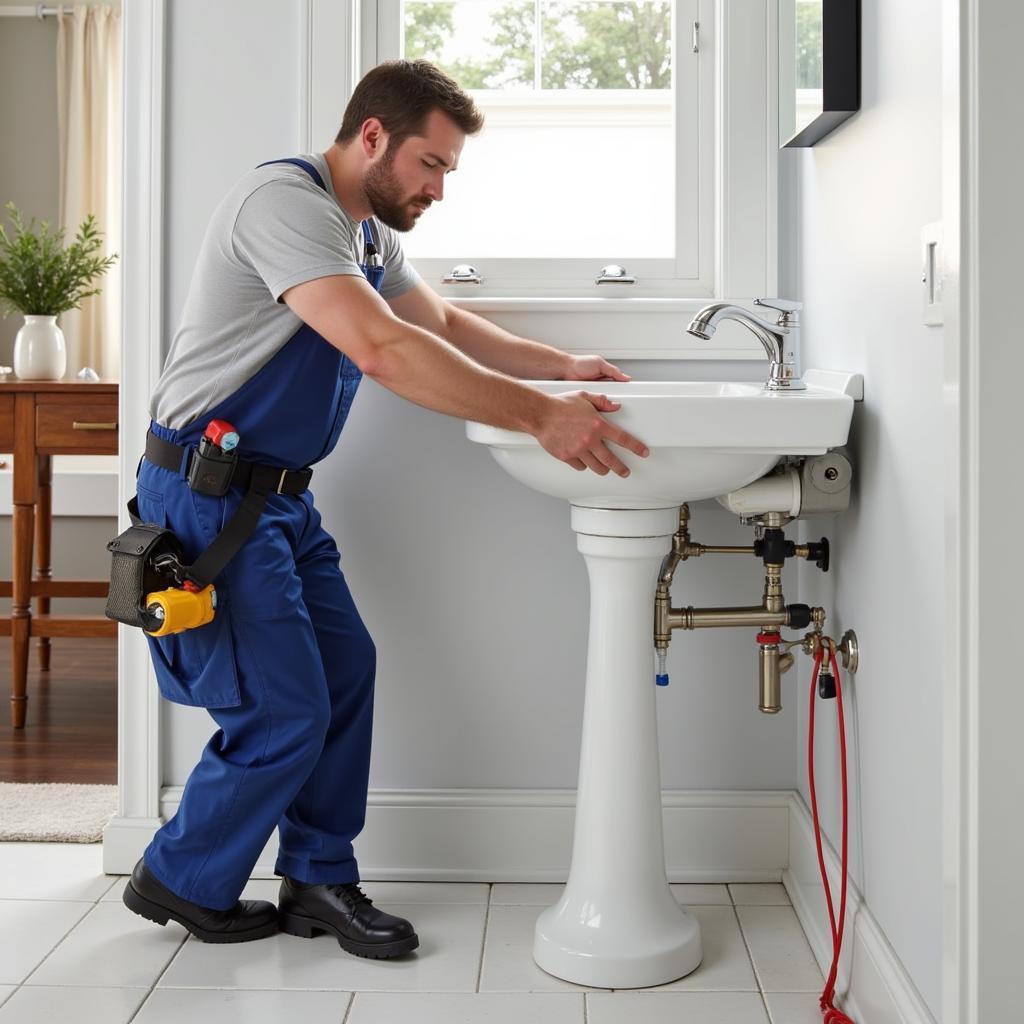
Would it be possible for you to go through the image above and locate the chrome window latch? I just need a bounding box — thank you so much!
[595,264,636,285]
[442,264,482,284]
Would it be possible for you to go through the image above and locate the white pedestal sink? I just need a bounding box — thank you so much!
[466,369,861,990]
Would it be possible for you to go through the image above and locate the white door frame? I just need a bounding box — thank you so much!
[941,0,1023,1020]
[102,0,166,872]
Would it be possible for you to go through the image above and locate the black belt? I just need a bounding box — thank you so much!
[143,430,313,495]
[129,430,314,589]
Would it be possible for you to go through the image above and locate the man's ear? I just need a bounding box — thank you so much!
[361,117,388,159]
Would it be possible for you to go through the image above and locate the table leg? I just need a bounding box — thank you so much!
[35,454,52,672]
[12,392,37,729]
[11,501,35,729]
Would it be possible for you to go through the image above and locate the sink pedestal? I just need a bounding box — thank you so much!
[533,506,703,989]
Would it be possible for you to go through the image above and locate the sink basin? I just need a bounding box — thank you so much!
[466,369,861,509]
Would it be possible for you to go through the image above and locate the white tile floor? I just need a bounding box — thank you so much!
[0,842,827,1024]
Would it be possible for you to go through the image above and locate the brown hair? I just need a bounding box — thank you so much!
[336,59,484,152]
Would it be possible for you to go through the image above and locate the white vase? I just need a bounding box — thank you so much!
[13,315,67,380]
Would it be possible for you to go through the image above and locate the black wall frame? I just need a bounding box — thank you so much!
[782,0,861,148]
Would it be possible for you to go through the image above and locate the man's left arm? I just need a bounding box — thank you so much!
[385,281,630,382]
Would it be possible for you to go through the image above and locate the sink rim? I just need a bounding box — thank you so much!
[466,373,857,451]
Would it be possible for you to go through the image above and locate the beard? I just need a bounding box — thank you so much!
[363,147,431,232]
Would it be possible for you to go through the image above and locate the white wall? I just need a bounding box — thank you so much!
[779,0,943,1016]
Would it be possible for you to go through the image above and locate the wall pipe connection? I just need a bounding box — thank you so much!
[654,504,829,712]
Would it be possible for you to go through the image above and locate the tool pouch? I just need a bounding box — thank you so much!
[186,439,238,496]
[105,522,185,630]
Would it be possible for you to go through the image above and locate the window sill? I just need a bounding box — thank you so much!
[448,296,718,314]
[446,296,773,360]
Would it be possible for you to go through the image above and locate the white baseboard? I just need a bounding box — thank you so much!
[784,793,937,1024]
[100,786,791,882]
[103,787,935,1024]
[100,814,166,874]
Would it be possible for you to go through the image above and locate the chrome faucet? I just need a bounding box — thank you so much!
[686,298,806,391]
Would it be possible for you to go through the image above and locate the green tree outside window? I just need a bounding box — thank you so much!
[404,0,672,91]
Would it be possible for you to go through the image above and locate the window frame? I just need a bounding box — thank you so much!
[374,0,708,299]
[307,0,780,357]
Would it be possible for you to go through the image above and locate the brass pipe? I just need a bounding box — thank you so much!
[763,562,785,613]
[668,606,791,630]
[758,642,782,713]
[651,503,835,714]
[688,544,755,555]
[654,583,672,650]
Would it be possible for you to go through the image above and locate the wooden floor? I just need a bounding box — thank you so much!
[0,636,117,783]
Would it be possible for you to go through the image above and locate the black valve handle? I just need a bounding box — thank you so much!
[805,537,830,573]
[818,666,837,699]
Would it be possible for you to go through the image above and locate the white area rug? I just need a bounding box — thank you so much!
[0,782,117,842]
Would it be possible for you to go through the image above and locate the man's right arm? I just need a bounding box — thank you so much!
[281,274,649,477]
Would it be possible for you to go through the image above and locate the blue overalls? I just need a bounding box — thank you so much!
[137,158,383,910]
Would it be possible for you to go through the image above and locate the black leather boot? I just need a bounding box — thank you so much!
[277,876,419,959]
[123,857,279,943]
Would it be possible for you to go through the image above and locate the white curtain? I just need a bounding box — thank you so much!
[56,4,122,380]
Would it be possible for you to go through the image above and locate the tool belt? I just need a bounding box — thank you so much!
[104,430,312,633]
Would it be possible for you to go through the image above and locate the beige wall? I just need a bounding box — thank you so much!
[0,4,61,368]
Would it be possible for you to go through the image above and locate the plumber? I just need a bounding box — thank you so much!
[121,58,649,958]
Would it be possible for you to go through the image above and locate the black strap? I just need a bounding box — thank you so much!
[144,431,312,495]
[187,464,277,588]
[135,431,313,589]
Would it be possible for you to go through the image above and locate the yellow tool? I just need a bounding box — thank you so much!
[143,583,217,637]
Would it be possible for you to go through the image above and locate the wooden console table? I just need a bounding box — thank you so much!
[0,381,119,729]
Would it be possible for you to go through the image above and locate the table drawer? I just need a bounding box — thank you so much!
[36,401,119,453]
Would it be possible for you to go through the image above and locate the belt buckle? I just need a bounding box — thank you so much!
[276,468,288,494]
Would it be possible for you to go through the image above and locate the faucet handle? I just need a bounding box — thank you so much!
[754,297,802,324]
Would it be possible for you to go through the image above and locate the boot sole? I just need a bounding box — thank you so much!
[123,880,279,944]
[278,909,419,959]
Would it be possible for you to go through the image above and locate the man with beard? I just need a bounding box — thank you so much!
[122,59,648,959]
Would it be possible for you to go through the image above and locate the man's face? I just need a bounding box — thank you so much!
[363,108,464,232]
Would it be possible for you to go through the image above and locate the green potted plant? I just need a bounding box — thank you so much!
[0,201,118,380]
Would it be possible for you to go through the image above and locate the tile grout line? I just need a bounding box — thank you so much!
[731,902,769,996]
[338,989,355,1024]
[14,896,99,988]
[124,931,190,1023]
[729,884,779,1021]
[475,883,492,993]
[0,871,116,1015]
[731,887,793,1024]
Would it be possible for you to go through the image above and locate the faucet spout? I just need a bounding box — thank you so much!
[686,299,806,391]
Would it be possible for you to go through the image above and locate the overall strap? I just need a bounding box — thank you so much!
[361,219,381,266]
[258,157,377,256]
[256,157,327,192]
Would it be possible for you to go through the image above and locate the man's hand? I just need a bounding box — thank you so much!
[536,391,649,477]
[561,354,631,382]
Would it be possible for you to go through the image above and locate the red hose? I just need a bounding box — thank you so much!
[807,644,855,1024]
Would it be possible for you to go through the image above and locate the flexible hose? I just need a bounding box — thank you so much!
[807,644,855,1024]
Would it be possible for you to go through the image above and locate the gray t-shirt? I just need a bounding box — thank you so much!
[150,152,420,429]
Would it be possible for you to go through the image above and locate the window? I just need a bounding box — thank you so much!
[370,0,710,298]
